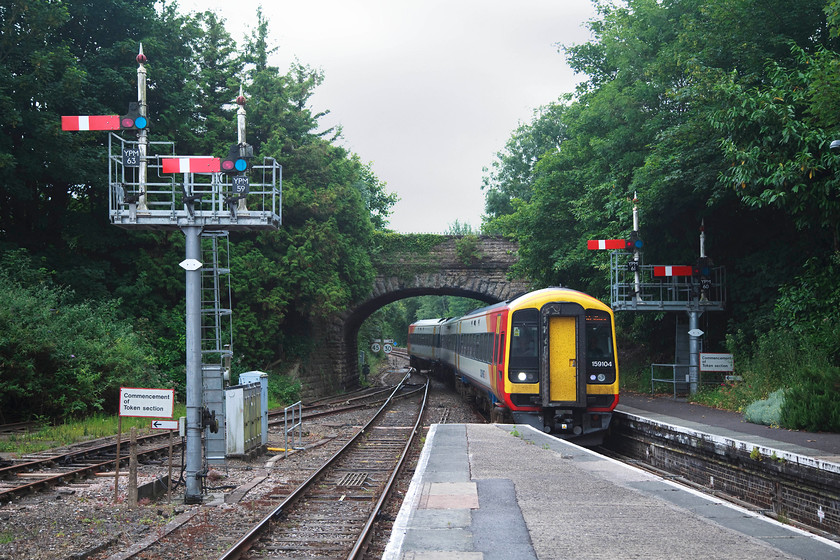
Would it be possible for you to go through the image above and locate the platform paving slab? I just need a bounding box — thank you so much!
[385,423,840,559]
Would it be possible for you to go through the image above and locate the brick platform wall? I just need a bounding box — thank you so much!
[605,413,840,538]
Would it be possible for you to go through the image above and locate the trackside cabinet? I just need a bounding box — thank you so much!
[238,371,268,445]
[225,383,262,457]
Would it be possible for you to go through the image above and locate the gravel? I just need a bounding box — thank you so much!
[0,358,482,560]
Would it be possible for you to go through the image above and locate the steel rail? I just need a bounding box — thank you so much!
[217,371,426,560]
[0,438,180,500]
[347,370,428,559]
[0,431,175,479]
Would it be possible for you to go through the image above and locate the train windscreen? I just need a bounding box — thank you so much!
[509,308,539,383]
[585,310,616,384]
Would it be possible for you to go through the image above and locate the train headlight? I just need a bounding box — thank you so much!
[597,373,606,382]
[511,371,537,383]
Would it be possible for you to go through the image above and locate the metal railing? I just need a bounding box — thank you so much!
[651,363,728,398]
[610,251,725,312]
[651,363,691,398]
[107,132,281,231]
[282,401,304,458]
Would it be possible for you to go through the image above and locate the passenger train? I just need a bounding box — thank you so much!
[407,287,619,443]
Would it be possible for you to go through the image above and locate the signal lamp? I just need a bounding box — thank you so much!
[625,231,643,250]
[220,143,253,174]
[120,102,147,130]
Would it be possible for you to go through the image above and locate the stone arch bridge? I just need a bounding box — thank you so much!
[300,235,529,398]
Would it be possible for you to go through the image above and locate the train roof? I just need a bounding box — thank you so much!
[459,287,611,319]
[410,318,449,328]
[508,287,610,311]
[409,288,611,329]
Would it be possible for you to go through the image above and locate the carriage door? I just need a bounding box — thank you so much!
[540,302,586,407]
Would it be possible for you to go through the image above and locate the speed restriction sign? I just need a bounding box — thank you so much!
[371,342,381,353]
[383,343,393,354]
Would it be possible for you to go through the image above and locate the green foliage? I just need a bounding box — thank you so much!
[447,219,478,235]
[454,234,482,265]
[413,295,484,320]
[711,45,840,240]
[267,375,301,408]
[743,389,785,426]
[370,232,450,281]
[0,408,177,454]
[781,366,840,432]
[0,250,162,422]
[372,232,449,256]
[692,380,759,413]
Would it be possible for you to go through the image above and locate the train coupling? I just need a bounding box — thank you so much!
[554,415,583,436]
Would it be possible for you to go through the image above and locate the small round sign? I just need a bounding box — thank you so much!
[371,343,381,353]
[383,344,393,354]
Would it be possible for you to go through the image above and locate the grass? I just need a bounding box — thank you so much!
[689,380,764,413]
[0,404,187,456]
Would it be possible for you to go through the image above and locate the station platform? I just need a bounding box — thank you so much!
[617,392,840,462]
[383,415,840,559]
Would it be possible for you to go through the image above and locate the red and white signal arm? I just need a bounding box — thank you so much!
[61,115,120,131]
[161,157,221,174]
[654,265,693,277]
[587,239,626,250]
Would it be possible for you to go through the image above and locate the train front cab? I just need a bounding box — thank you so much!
[508,300,618,443]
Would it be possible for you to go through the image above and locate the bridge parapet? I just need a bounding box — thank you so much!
[370,233,527,301]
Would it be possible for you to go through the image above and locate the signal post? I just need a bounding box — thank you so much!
[62,47,281,504]
[589,197,725,395]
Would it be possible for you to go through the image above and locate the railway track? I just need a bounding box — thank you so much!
[0,421,41,436]
[268,384,402,427]
[0,432,179,501]
[220,371,428,559]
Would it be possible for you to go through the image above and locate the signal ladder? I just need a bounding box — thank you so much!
[201,231,232,465]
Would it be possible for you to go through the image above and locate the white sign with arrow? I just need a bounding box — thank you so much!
[151,419,179,430]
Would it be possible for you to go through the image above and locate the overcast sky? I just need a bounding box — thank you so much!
[176,0,597,233]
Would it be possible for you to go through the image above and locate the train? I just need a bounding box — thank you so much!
[407,287,619,444]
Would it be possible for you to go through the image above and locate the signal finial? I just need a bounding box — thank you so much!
[137,43,147,65]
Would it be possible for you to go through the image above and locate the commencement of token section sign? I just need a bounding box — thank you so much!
[120,387,175,418]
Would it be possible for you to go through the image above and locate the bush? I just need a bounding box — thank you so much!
[781,366,840,432]
[743,389,785,426]
[0,250,162,422]
[267,375,301,408]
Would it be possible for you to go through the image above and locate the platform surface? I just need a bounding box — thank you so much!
[618,392,840,463]
[384,422,840,560]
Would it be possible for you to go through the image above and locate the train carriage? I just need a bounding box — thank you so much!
[406,318,445,370]
[408,287,619,444]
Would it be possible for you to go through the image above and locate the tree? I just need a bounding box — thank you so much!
[711,46,840,250]
[188,10,244,157]
[0,250,162,421]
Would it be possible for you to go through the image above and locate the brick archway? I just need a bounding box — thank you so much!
[298,236,529,399]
